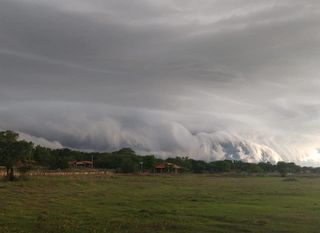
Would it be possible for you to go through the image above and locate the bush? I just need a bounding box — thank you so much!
[120,158,138,173]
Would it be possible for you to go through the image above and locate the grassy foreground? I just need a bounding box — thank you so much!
[0,175,320,233]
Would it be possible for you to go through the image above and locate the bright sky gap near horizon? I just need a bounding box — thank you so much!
[0,0,320,166]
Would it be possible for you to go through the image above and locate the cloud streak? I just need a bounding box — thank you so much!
[1,0,320,166]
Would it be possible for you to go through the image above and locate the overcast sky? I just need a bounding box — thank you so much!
[1,0,320,166]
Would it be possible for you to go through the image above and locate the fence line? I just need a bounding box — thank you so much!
[0,169,113,177]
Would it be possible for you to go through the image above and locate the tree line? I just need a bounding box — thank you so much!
[1,130,319,180]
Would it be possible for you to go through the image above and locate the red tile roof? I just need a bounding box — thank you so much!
[154,163,166,169]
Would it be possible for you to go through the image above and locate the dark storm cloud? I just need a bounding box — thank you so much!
[1,0,320,165]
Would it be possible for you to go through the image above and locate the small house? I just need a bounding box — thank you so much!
[154,162,181,174]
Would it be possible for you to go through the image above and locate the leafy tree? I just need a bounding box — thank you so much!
[142,155,156,170]
[49,149,71,169]
[0,131,34,181]
[33,145,54,167]
[277,162,289,177]
[258,162,276,173]
[247,164,263,174]
[287,162,301,173]
[209,160,232,173]
[191,160,208,173]
[115,148,135,156]
[120,158,138,173]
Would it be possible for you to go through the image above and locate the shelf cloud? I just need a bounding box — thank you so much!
[1,0,320,166]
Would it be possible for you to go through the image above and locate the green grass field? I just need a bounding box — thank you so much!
[1,174,320,233]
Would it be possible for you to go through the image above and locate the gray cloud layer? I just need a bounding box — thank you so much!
[1,0,320,166]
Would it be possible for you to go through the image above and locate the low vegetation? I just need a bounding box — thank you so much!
[1,175,320,233]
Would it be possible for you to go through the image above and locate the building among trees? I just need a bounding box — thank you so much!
[154,162,181,174]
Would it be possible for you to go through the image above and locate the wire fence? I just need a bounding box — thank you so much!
[0,168,113,177]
